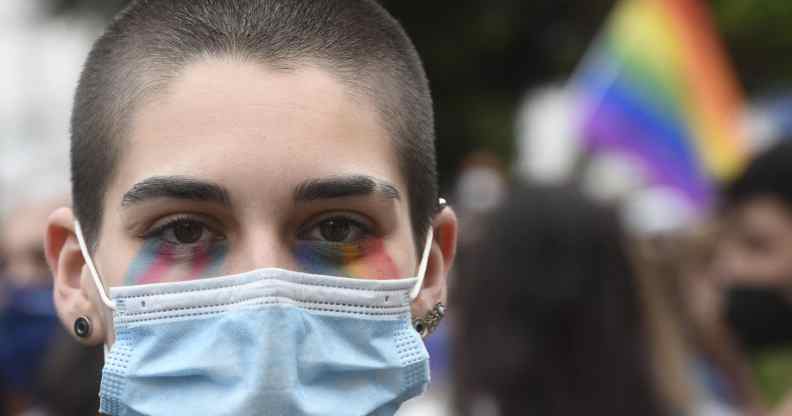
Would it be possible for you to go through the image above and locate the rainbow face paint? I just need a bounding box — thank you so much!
[294,238,400,280]
[124,238,228,285]
[125,230,396,284]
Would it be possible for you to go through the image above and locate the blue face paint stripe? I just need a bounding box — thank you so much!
[293,243,346,277]
[124,239,165,285]
[292,240,402,279]
[196,242,229,279]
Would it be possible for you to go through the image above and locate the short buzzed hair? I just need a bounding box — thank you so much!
[71,0,437,250]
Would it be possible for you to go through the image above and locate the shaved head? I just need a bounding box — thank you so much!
[71,0,437,250]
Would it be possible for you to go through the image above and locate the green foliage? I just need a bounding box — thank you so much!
[382,0,612,186]
[752,346,792,407]
[713,0,792,93]
[48,0,792,184]
[47,0,614,186]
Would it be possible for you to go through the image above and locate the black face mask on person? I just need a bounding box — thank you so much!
[724,286,792,351]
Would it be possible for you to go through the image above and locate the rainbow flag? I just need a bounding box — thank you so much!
[573,0,747,207]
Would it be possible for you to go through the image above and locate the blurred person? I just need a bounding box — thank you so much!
[685,227,767,415]
[641,227,765,415]
[452,151,508,247]
[0,198,62,415]
[399,151,507,416]
[451,184,700,415]
[44,1,458,415]
[33,328,102,416]
[717,141,792,411]
[0,200,102,416]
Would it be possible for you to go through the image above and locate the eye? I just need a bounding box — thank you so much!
[145,217,223,246]
[170,220,204,244]
[301,215,372,244]
[320,219,354,242]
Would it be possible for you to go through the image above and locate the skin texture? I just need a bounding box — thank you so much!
[45,58,457,347]
[293,238,401,279]
[123,239,229,285]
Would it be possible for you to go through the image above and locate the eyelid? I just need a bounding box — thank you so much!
[296,211,377,239]
[141,213,226,240]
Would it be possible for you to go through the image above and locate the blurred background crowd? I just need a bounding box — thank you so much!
[2,0,792,415]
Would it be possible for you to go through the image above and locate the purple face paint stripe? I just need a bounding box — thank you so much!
[293,243,347,277]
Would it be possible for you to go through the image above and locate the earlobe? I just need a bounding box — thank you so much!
[45,207,106,345]
[410,205,458,325]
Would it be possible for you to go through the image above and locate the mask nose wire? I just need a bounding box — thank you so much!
[74,221,117,311]
[409,223,435,301]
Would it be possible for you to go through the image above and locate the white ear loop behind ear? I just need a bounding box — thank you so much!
[74,221,116,310]
[78,213,435,305]
[409,226,434,300]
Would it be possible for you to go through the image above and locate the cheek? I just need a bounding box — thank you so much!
[95,238,141,288]
[122,240,229,285]
[345,239,401,279]
[294,238,402,280]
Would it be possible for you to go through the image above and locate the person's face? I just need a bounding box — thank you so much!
[717,197,792,288]
[47,58,456,345]
[99,59,419,286]
[1,201,55,287]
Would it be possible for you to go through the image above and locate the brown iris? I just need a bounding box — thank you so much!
[319,219,353,242]
[173,220,204,244]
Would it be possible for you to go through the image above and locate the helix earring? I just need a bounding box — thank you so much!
[74,316,92,338]
[435,197,448,214]
[413,302,446,338]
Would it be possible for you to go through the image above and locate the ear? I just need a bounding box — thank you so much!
[45,207,107,346]
[411,205,458,319]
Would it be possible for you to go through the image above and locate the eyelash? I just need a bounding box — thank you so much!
[139,211,378,248]
[297,212,376,241]
[141,214,223,241]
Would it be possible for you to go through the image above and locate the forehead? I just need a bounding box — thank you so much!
[735,197,792,224]
[109,58,403,209]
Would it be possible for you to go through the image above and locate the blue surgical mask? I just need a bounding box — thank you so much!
[75,221,434,416]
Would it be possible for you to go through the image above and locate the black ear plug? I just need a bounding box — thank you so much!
[74,316,92,338]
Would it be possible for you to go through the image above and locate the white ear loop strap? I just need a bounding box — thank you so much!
[77,200,442,306]
[74,221,117,310]
[408,195,448,300]
[409,227,433,300]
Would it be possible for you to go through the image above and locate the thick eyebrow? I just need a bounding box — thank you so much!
[121,176,232,208]
[294,175,401,202]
